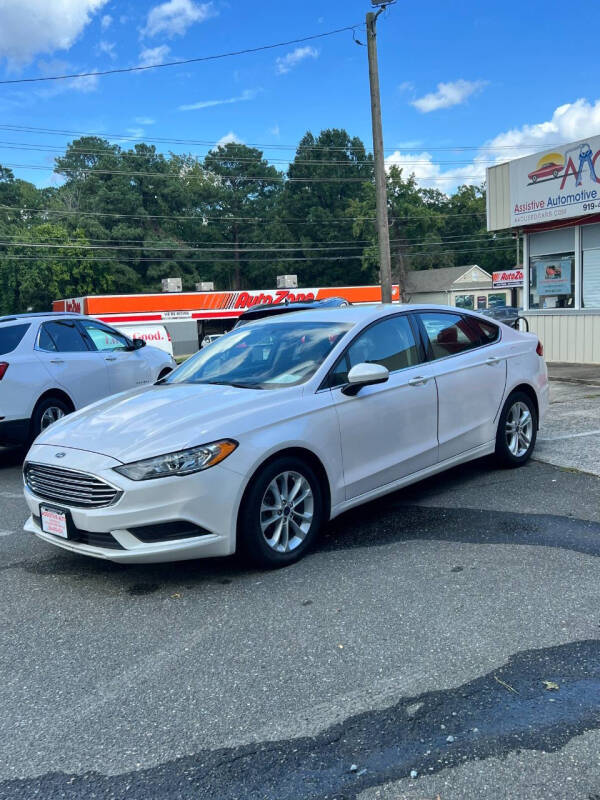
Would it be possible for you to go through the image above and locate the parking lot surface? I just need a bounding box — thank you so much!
[1,418,599,800]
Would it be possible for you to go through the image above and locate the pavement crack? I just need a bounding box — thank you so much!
[2,640,599,800]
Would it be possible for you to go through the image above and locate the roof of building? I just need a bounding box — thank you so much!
[404,265,492,294]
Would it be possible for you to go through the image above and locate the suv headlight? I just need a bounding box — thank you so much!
[113,440,238,481]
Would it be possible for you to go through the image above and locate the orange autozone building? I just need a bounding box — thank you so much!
[54,285,400,355]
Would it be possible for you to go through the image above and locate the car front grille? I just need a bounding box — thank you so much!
[24,463,122,509]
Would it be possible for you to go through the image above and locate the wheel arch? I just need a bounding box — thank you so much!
[235,446,332,540]
[33,388,76,414]
[505,383,540,429]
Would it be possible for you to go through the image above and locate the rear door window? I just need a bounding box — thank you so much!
[0,323,30,355]
[468,316,500,343]
[38,321,89,352]
[417,312,481,360]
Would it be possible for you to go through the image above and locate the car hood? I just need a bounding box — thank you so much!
[35,383,301,463]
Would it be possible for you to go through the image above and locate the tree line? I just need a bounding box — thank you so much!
[0,128,512,314]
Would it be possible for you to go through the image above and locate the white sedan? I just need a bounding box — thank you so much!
[23,305,549,568]
[0,312,175,447]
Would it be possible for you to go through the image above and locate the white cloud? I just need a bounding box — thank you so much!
[386,98,600,194]
[124,127,145,141]
[398,81,414,93]
[142,0,216,39]
[0,0,109,65]
[276,46,319,75]
[411,79,488,113]
[135,116,156,125]
[138,45,171,67]
[97,40,117,59]
[179,88,258,112]
[101,14,113,30]
[269,124,280,137]
[215,132,243,148]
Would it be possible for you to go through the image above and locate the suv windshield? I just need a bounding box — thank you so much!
[0,323,30,355]
[167,320,351,389]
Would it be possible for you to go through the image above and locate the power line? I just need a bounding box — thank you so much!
[0,243,518,265]
[0,25,361,85]
[0,124,570,154]
[2,160,489,182]
[0,229,506,248]
[0,203,487,224]
[0,139,511,166]
[2,162,378,183]
[0,233,513,254]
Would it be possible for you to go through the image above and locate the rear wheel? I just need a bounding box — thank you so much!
[495,391,537,467]
[30,396,72,443]
[238,456,324,568]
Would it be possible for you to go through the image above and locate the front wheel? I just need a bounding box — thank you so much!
[495,391,537,467]
[238,456,325,568]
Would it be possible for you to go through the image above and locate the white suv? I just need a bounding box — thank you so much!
[0,313,175,447]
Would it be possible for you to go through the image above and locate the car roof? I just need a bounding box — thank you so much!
[243,303,494,327]
[0,312,82,324]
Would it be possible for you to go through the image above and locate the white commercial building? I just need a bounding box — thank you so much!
[487,134,600,363]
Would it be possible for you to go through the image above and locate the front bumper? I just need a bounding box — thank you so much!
[23,444,244,563]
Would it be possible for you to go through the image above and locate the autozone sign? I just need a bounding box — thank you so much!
[493,269,523,288]
[232,289,316,309]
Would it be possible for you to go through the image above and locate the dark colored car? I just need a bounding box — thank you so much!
[233,297,352,328]
[481,306,522,326]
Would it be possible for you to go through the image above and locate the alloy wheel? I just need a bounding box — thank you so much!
[260,471,314,553]
[505,401,533,457]
[40,406,65,431]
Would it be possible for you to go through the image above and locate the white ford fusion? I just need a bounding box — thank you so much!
[23,305,549,568]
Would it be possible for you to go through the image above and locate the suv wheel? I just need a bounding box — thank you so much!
[30,397,72,443]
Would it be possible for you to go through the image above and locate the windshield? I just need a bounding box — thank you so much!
[167,320,351,389]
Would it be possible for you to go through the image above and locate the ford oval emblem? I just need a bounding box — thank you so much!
[55,452,66,459]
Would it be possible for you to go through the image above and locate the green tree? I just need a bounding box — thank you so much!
[0,223,113,314]
[278,129,374,286]
[201,142,283,289]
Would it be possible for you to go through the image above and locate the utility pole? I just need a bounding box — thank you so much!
[366,2,396,304]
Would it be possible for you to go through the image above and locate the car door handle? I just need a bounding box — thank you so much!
[105,356,118,362]
[408,376,427,386]
[49,359,64,364]
[485,357,500,365]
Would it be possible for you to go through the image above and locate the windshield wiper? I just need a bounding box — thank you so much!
[195,380,264,389]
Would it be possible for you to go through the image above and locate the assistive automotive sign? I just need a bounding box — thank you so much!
[509,134,600,227]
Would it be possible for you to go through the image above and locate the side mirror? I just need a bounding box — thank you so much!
[342,362,389,396]
[132,338,146,350]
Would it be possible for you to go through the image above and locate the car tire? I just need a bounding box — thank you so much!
[238,456,325,569]
[30,396,72,444]
[494,391,537,468]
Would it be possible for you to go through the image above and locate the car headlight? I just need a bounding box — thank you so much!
[113,440,238,481]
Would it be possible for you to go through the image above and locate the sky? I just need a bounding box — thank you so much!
[0,0,599,193]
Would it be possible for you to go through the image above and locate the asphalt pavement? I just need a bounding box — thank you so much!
[0,398,599,799]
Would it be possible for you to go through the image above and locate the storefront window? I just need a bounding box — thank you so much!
[583,249,600,308]
[582,224,600,308]
[529,253,575,309]
[455,295,474,309]
[488,293,507,308]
